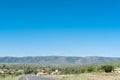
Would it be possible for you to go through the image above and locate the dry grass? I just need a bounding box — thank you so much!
[56,73,120,80]
[0,75,22,80]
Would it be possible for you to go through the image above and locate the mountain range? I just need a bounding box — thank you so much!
[0,56,120,64]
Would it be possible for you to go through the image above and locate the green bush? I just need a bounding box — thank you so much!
[101,65,113,73]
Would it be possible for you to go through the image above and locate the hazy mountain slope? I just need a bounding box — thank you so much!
[0,56,120,64]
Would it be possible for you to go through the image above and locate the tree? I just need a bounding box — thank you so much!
[24,67,33,74]
[101,65,113,73]
[87,66,95,73]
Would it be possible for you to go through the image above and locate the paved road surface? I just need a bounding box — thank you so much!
[19,75,63,80]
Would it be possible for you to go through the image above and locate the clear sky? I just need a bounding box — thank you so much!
[0,0,120,57]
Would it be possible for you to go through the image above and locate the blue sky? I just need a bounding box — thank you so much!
[0,0,120,57]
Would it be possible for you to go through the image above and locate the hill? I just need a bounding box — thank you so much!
[0,56,120,64]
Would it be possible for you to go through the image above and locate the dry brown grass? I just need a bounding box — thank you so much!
[56,73,120,80]
[85,73,120,80]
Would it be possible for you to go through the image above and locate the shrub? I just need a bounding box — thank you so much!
[101,65,113,73]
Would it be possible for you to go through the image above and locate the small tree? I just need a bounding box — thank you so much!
[24,67,33,74]
[101,65,113,73]
[87,66,95,73]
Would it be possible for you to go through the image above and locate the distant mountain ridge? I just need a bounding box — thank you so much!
[0,56,120,64]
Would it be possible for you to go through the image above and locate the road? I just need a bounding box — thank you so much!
[19,75,63,80]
